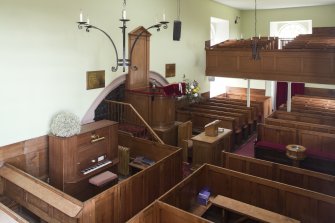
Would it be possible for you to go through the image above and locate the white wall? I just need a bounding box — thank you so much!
[0,0,240,146]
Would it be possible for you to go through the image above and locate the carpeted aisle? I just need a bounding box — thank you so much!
[233,134,257,157]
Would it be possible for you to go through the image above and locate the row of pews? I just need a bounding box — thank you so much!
[283,33,335,50]
[176,87,271,150]
[255,94,335,175]
[129,91,335,222]
[129,162,335,223]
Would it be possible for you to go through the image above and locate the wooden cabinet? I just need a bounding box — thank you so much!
[49,120,118,197]
[192,129,232,167]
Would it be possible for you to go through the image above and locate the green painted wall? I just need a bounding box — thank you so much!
[241,4,335,38]
[0,0,240,146]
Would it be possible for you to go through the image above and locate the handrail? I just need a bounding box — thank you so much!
[105,100,164,144]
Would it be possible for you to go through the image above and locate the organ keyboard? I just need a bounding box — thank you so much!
[81,159,112,175]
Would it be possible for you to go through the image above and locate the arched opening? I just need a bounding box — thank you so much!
[81,71,169,124]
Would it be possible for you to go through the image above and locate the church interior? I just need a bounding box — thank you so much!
[1,0,335,222]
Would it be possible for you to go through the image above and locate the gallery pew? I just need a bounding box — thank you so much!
[221,151,335,196]
[158,164,335,223]
[0,134,183,223]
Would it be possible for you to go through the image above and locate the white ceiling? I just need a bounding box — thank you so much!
[213,0,335,10]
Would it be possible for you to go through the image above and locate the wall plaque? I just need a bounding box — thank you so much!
[86,70,105,90]
[165,64,176,78]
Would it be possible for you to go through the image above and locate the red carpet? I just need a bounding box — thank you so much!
[234,134,257,157]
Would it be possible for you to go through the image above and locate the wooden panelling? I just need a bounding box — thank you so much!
[159,164,335,223]
[0,136,48,179]
[126,27,151,90]
[0,202,29,223]
[206,49,335,85]
[222,151,335,197]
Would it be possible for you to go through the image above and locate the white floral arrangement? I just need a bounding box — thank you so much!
[50,111,81,137]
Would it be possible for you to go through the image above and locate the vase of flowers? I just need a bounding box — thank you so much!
[184,79,201,103]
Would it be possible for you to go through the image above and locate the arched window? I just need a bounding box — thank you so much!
[278,23,308,39]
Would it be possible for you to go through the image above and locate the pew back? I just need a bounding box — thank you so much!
[221,151,335,196]
[159,164,335,223]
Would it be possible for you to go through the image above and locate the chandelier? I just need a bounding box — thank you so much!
[77,0,169,72]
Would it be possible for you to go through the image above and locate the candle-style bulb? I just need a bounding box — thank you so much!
[80,10,83,22]
[86,17,90,25]
[163,13,166,21]
[122,9,126,19]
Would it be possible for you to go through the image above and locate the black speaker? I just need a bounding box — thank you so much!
[173,20,182,41]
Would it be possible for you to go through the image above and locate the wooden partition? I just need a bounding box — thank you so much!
[221,151,335,197]
[127,201,211,223]
[159,164,335,223]
[258,123,335,154]
[0,134,183,223]
[0,202,29,223]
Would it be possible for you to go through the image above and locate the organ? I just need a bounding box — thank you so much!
[48,120,118,199]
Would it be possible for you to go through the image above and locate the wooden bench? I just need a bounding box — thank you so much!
[159,164,335,223]
[212,195,299,223]
[265,117,335,134]
[192,103,253,135]
[210,97,262,123]
[270,110,335,126]
[0,163,83,222]
[221,151,335,196]
[188,105,249,138]
[185,106,246,129]
[205,101,257,123]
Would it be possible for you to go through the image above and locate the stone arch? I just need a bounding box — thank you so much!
[81,71,169,124]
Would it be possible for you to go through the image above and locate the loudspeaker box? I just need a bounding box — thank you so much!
[173,20,181,41]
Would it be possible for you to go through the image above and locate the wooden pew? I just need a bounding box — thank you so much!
[222,86,272,119]
[0,163,83,223]
[185,106,246,129]
[205,100,257,123]
[188,105,249,138]
[221,151,335,197]
[211,96,267,122]
[0,134,183,223]
[127,201,211,223]
[269,110,335,126]
[212,195,299,223]
[265,117,335,134]
[192,103,252,132]
[159,164,335,223]
[209,97,262,123]
[256,124,335,175]
[201,101,257,134]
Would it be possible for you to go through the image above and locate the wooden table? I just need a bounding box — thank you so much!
[192,129,232,167]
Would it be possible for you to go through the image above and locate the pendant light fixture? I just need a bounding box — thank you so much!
[77,0,169,72]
